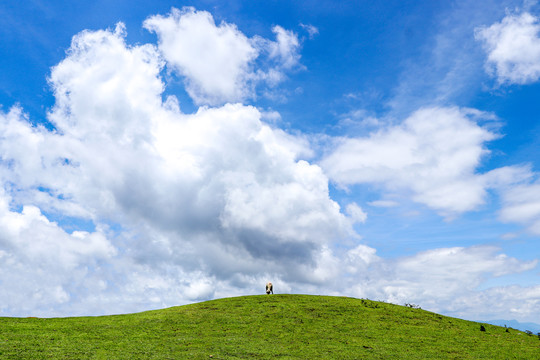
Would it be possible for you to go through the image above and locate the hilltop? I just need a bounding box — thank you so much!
[1,295,538,359]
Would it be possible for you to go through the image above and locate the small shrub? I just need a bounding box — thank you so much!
[525,330,533,336]
[360,299,378,308]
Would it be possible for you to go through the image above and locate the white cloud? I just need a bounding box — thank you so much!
[345,203,367,223]
[476,12,540,84]
[0,22,352,315]
[321,106,502,217]
[300,23,319,39]
[144,7,257,105]
[267,25,302,70]
[0,187,117,316]
[452,284,540,323]
[144,7,303,105]
[499,181,540,234]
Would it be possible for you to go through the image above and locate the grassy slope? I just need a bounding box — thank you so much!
[0,294,538,359]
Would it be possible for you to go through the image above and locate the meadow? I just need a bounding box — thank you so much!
[1,294,538,359]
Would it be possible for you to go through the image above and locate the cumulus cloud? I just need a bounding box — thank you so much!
[0,21,351,315]
[143,7,256,105]
[144,7,303,105]
[340,245,539,322]
[388,246,535,297]
[0,187,116,316]
[476,12,540,84]
[460,285,540,322]
[321,106,505,217]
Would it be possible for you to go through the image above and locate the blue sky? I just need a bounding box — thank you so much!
[1,0,540,325]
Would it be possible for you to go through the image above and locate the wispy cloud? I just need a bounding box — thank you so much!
[499,181,540,234]
[387,0,510,115]
[300,23,319,39]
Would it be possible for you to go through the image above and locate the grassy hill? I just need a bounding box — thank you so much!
[0,294,538,359]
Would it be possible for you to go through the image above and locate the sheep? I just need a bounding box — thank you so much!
[266,282,273,294]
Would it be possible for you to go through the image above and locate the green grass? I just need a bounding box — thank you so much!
[0,295,538,359]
